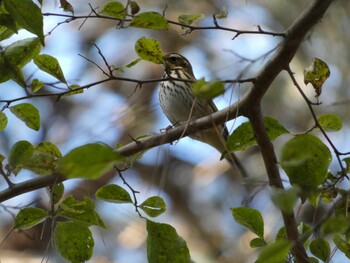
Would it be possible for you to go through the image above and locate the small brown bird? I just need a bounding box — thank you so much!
[158,53,245,176]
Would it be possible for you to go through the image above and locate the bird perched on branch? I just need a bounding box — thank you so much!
[158,53,246,177]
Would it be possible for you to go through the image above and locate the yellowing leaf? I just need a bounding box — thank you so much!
[31,78,44,92]
[100,1,126,19]
[304,58,330,97]
[317,113,342,132]
[178,14,203,26]
[130,12,168,30]
[10,103,40,131]
[135,37,163,64]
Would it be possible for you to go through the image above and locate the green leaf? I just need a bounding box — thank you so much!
[343,157,350,173]
[8,140,34,174]
[230,207,264,239]
[270,186,300,213]
[31,78,44,92]
[275,226,287,241]
[320,215,348,235]
[310,238,330,262]
[4,0,45,45]
[193,78,225,99]
[255,240,291,263]
[100,1,126,19]
[59,143,120,179]
[317,113,342,132]
[10,103,40,131]
[96,184,132,203]
[54,222,94,263]
[178,14,203,26]
[264,117,290,140]
[130,12,168,30]
[280,134,332,190]
[34,54,67,83]
[304,58,330,97]
[250,238,267,248]
[0,25,16,41]
[48,182,65,205]
[135,37,163,64]
[308,257,320,263]
[23,141,62,175]
[140,196,166,218]
[14,207,48,230]
[57,196,106,228]
[0,14,18,33]
[226,116,289,152]
[0,37,41,85]
[63,85,83,96]
[146,220,191,263]
[334,234,350,259]
[113,58,142,73]
[0,111,8,131]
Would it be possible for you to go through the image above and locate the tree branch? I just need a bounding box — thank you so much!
[241,0,334,262]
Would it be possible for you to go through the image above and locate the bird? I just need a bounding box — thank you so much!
[158,53,245,177]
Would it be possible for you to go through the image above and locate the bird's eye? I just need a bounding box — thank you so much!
[169,56,177,62]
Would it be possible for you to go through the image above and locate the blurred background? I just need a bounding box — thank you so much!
[0,0,350,262]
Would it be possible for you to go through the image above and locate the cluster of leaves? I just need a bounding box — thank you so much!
[1,0,349,262]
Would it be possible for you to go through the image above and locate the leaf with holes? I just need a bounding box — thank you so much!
[304,58,330,97]
[54,222,94,263]
[140,196,166,217]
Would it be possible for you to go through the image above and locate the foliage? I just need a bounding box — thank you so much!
[0,0,348,262]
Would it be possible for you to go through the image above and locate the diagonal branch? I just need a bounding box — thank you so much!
[240,0,334,262]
